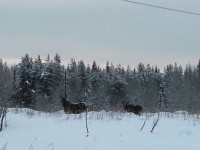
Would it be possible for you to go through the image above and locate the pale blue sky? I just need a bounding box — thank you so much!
[1,0,200,70]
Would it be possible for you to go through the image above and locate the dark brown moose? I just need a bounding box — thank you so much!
[60,95,87,114]
[122,101,142,115]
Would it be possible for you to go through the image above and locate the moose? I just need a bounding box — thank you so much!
[122,101,142,115]
[60,95,87,114]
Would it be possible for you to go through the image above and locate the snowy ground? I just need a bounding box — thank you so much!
[0,109,200,150]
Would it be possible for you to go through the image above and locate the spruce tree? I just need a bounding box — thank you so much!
[17,54,35,108]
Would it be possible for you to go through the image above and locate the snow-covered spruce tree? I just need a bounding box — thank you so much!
[66,59,79,102]
[0,59,12,116]
[38,54,64,110]
[0,59,12,131]
[16,54,36,108]
[125,65,141,107]
[102,62,113,109]
[32,55,43,96]
[53,53,64,85]
[39,55,54,99]
[135,63,154,110]
[145,66,168,111]
[65,59,90,105]
[106,61,110,74]
[157,75,167,110]
[163,64,174,107]
[196,60,200,110]
[88,61,106,110]
[66,60,87,103]
[10,66,18,106]
[137,62,146,96]
[32,55,47,110]
[89,61,99,108]
[0,60,12,104]
[164,63,184,111]
[172,63,184,110]
[51,54,65,108]
[196,59,200,95]
[77,60,87,99]
[108,64,128,109]
[183,64,199,112]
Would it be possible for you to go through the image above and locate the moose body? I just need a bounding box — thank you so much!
[122,101,142,115]
[60,96,87,114]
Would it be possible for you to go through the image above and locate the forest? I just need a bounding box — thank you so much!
[0,54,200,113]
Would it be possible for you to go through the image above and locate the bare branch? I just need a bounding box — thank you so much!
[85,107,89,137]
[140,116,148,131]
[0,107,7,132]
[1,143,7,150]
[150,114,160,133]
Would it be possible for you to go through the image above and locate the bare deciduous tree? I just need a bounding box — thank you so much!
[150,114,160,133]
[0,106,7,132]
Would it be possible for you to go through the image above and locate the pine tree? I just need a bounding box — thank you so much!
[11,67,18,105]
[137,62,145,73]
[183,64,198,111]
[196,59,200,92]
[89,61,102,109]
[66,59,78,102]
[76,60,91,105]
[17,54,35,108]
[197,59,200,78]
[40,55,55,99]
[91,61,97,72]
[106,61,110,74]
[107,64,128,108]
[157,75,167,110]
[53,53,63,83]
[33,55,43,96]
[0,59,12,106]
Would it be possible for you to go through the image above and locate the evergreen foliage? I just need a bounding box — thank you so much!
[0,59,12,106]
[1,55,200,113]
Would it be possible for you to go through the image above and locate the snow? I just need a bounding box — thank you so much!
[25,81,30,85]
[40,72,44,79]
[31,89,36,93]
[0,109,200,150]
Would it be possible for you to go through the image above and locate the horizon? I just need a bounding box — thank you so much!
[1,54,199,72]
[1,0,200,70]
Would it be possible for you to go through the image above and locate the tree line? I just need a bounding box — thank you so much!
[0,54,200,113]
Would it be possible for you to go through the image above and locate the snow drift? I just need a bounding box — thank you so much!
[0,109,200,150]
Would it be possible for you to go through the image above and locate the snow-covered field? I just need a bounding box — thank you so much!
[0,109,200,150]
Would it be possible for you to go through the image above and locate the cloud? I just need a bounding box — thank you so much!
[1,0,200,70]
[2,58,20,66]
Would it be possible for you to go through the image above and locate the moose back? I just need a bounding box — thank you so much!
[60,96,87,114]
[122,101,142,115]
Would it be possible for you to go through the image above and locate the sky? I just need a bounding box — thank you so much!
[0,0,200,70]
